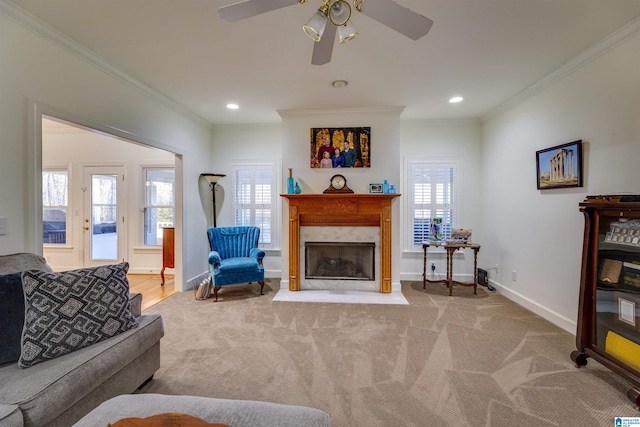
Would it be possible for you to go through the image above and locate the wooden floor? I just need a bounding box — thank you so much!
[128,274,176,311]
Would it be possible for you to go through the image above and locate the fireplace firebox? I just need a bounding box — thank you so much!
[305,242,375,281]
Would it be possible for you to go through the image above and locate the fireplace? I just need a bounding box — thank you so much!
[305,242,375,281]
[281,193,400,293]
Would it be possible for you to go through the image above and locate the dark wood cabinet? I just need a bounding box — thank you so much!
[572,195,640,406]
[161,227,175,286]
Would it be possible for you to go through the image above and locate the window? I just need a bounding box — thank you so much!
[231,163,276,248]
[407,161,457,250]
[42,169,69,244]
[143,168,175,245]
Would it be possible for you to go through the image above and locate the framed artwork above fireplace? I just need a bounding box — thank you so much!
[310,127,370,168]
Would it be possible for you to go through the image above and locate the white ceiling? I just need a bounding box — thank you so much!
[9,0,640,125]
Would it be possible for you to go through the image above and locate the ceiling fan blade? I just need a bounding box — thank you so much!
[358,0,433,40]
[311,24,336,65]
[218,0,300,22]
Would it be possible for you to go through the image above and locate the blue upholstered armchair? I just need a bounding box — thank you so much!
[207,226,265,302]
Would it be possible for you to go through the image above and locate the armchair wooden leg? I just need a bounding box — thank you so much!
[213,286,221,302]
[259,281,265,295]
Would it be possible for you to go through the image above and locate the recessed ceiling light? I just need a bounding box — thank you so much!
[449,96,463,103]
[226,103,239,110]
[331,80,348,88]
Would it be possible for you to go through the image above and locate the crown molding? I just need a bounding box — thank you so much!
[0,0,212,129]
[404,118,481,127]
[482,15,640,123]
[278,106,405,118]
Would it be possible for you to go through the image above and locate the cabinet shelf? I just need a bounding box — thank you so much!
[573,196,640,407]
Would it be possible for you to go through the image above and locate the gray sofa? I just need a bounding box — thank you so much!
[0,253,164,427]
[73,394,331,427]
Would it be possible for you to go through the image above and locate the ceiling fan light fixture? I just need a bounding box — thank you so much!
[219,0,434,66]
[328,0,351,26]
[338,20,358,44]
[303,9,328,42]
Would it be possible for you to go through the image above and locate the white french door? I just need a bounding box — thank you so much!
[82,166,127,267]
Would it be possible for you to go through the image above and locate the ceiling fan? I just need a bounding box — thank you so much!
[218,0,433,65]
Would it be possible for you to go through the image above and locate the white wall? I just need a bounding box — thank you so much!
[210,114,484,291]
[480,32,640,332]
[398,119,483,281]
[0,4,213,291]
[42,127,174,272]
[210,123,283,276]
[278,107,404,291]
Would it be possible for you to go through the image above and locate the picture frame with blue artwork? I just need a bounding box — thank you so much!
[536,140,583,190]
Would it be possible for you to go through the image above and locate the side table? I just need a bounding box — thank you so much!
[423,242,481,296]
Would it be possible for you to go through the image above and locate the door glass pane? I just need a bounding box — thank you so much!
[91,174,117,260]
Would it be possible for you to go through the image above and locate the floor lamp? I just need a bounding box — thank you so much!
[201,173,225,227]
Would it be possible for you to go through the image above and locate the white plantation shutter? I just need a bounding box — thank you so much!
[234,169,252,226]
[412,166,431,244]
[410,162,456,249]
[232,164,275,247]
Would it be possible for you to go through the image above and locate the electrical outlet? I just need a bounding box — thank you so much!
[494,263,499,274]
[512,270,517,281]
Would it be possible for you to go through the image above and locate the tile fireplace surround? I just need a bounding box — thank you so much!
[281,194,400,293]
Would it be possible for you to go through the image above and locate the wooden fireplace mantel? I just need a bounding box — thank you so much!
[281,193,400,293]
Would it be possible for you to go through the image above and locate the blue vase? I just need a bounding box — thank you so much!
[383,180,389,194]
[287,169,294,194]
[294,182,302,194]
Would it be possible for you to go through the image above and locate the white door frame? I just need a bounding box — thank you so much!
[82,165,127,267]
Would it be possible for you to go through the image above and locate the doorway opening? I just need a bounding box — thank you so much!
[39,114,181,292]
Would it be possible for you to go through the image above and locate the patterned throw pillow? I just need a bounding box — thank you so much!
[19,262,138,368]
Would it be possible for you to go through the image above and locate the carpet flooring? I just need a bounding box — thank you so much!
[141,279,639,426]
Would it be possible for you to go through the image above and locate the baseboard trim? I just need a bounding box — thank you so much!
[400,272,576,334]
[489,279,576,334]
[186,271,210,290]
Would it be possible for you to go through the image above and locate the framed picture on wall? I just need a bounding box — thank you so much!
[536,140,583,190]
[310,127,371,168]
